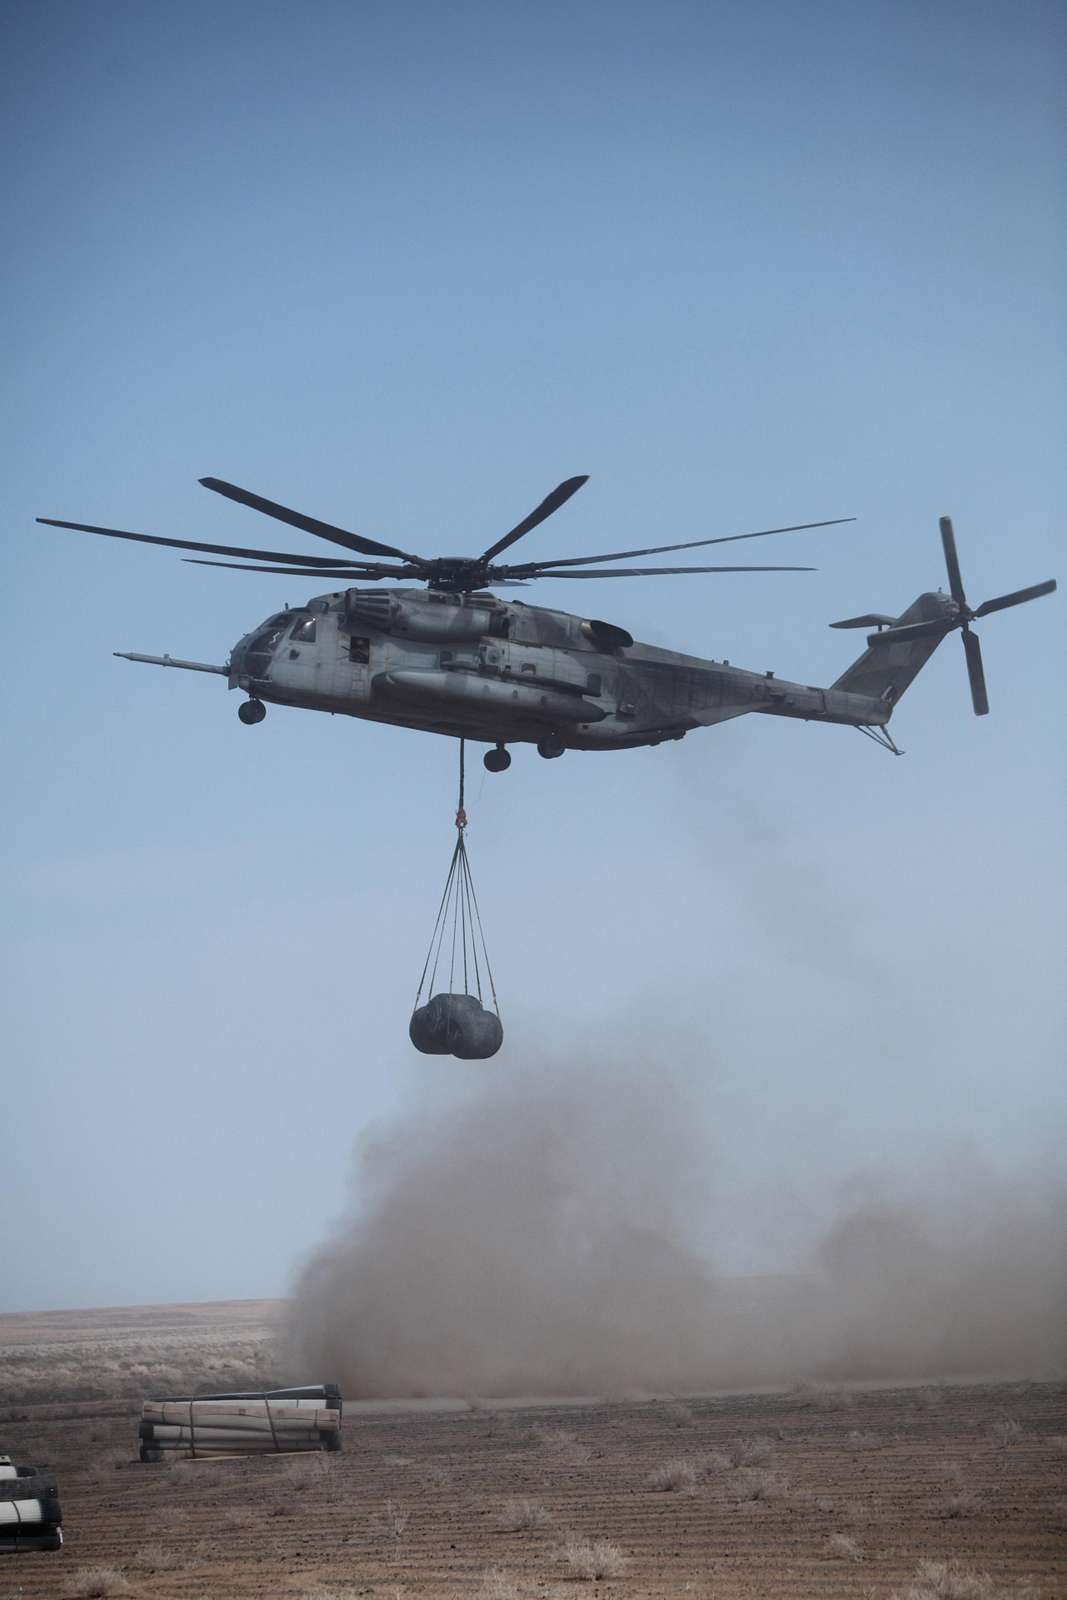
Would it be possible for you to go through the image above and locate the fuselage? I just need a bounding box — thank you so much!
[228,585,891,750]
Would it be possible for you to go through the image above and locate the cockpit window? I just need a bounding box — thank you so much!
[244,620,288,677]
[252,624,287,654]
[290,616,317,642]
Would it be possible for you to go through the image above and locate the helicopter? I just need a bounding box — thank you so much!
[38,476,1055,770]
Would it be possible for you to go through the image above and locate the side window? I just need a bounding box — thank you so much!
[349,636,370,664]
[291,616,317,643]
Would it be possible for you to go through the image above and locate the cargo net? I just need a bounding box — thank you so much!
[410,740,503,1060]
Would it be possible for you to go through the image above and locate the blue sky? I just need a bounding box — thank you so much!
[1,0,1063,1313]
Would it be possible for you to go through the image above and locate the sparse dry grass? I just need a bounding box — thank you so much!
[385,1498,410,1537]
[664,1399,695,1426]
[794,1380,857,1410]
[85,1447,131,1481]
[480,1571,520,1600]
[731,1467,784,1502]
[828,1532,863,1560]
[531,1424,591,1464]
[62,1569,133,1599]
[420,1461,454,1489]
[890,1559,1040,1599]
[301,1591,364,1600]
[726,1434,774,1467]
[646,1456,698,1492]
[499,1496,553,1530]
[0,1331,281,1409]
[558,1536,629,1581]
[128,1542,180,1570]
[286,1452,331,1489]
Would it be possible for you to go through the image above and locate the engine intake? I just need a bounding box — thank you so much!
[343,590,507,643]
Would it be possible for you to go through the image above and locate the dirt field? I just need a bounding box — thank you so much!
[1,1302,1064,1599]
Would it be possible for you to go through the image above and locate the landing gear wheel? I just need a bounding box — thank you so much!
[238,698,267,725]
[484,745,511,773]
[536,734,565,760]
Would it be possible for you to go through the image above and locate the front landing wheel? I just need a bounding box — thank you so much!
[484,745,511,773]
[536,734,565,760]
[238,698,267,725]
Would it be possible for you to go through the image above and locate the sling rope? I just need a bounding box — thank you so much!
[412,739,500,1017]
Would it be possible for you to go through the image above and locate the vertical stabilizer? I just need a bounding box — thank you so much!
[832,592,954,709]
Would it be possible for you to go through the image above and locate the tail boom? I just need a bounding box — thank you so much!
[741,592,957,733]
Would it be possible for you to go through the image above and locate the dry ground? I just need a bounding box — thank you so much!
[1,1303,1064,1598]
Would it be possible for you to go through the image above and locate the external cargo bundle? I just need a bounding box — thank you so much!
[142,1401,339,1431]
[410,991,503,1059]
[138,1385,342,1461]
[0,1532,64,1553]
[0,1459,62,1557]
[0,1497,62,1527]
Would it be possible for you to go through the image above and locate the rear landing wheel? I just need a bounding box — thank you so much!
[238,698,266,725]
[536,734,565,760]
[484,745,511,773]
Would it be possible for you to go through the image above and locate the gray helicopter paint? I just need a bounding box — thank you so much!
[123,583,963,752]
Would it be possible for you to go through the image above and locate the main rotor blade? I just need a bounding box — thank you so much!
[200,477,424,564]
[939,516,967,608]
[480,476,589,562]
[962,626,989,715]
[503,517,854,574]
[185,559,408,578]
[519,564,816,578]
[973,578,1057,617]
[36,517,371,569]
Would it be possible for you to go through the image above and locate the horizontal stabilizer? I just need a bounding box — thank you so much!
[829,612,897,630]
[866,618,954,645]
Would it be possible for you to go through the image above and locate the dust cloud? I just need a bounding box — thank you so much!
[286,1054,1066,1398]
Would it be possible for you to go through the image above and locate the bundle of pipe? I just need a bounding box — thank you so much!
[138,1384,343,1461]
[0,1458,63,1554]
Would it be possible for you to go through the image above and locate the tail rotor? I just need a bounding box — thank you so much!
[867,517,1055,716]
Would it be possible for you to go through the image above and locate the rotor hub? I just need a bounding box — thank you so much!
[425,557,492,592]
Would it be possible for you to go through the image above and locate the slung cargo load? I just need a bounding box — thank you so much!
[410,991,504,1060]
[410,741,503,1060]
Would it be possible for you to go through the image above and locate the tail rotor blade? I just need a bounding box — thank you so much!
[939,516,967,608]
[961,627,989,716]
[973,579,1057,618]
